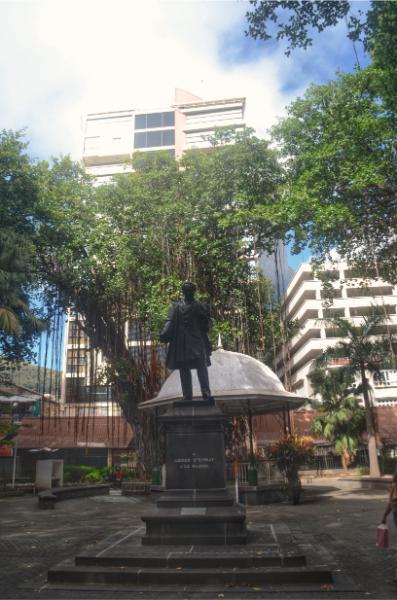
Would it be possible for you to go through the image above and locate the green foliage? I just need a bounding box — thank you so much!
[0,130,46,376]
[355,465,370,476]
[63,465,107,484]
[310,367,366,469]
[246,1,352,55]
[315,313,393,477]
[0,420,21,447]
[246,1,397,62]
[272,68,397,284]
[35,131,284,423]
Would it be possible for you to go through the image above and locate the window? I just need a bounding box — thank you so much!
[66,350,86,375]
[163,130,175,146]
[135,111,175,130]
[147,113,162,128]
[67,322,88,345]
[134,132,147,149]
[134,129,175,149]
[163,111,175,127]
[147,130,162,147]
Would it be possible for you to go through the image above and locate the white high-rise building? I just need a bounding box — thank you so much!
[82,88,246,183]
[276,261,397,405]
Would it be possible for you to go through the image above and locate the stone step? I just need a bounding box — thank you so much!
[48,564,333,586]
[75,552,307,569]
[141,534,248,545]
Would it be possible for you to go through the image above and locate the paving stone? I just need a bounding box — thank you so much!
[0,479,396,598]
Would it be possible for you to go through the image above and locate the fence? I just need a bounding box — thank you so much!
[226,460,284,484]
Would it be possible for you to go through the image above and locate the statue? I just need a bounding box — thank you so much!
[160,282,213,402]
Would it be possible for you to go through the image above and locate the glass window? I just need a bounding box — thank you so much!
[163,111,175,127]
[147,130,162,147]
[147,113,162,128]
[134,132,147,148]
[163,130,175,146]
[135,114,146,129]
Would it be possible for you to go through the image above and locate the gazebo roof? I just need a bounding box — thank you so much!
[140,348,307,416]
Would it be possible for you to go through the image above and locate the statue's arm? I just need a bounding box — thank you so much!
[159,304,177,343]
[199,302,211,332]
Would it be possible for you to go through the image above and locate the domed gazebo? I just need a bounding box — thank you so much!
[141,345,306,416]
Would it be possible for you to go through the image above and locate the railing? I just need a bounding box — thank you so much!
[373,369,397,387]
[226,460,284,484]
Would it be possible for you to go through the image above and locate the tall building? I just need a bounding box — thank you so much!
[63,89,246,413]
[276,261,397,405]
[82,88,246,183]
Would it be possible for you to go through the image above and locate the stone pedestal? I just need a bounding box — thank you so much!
[141,400,247,545]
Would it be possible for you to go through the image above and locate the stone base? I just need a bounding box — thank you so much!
[141,505,247,545]
[142,401,248,545]
[45,524,358,592]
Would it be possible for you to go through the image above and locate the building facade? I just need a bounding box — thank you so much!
[82,88,246,183]
[276,261,397,405]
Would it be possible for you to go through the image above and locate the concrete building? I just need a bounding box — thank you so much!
[82,88,246,183]
[276,261,397,405]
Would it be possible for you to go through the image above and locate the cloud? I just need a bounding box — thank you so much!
[0,0,363,161]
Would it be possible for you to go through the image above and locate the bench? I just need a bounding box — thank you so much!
[38,490,56,509]
[37,484,110,508]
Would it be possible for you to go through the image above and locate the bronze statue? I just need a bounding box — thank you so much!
[160,282,213,402]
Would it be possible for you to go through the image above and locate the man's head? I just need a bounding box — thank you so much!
[182,281,196,300]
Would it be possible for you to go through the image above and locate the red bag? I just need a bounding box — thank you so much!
[377,524,389,548]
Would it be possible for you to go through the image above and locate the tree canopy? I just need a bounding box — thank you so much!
[32,130,286,423]
[246,1,395,58]
[272,67,397,283]
[0,130,45,381]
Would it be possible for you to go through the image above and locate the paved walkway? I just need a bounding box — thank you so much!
[0,481,396,599]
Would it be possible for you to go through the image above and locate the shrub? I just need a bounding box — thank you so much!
[267,435,314,504]
[63,465,106,484]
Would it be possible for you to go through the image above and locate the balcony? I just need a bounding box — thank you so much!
[373,370,397,388]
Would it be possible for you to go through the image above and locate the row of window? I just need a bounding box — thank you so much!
[134,129,175,149]
[135,112,175,130]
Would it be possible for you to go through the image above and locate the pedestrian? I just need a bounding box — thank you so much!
[381,468,397,584]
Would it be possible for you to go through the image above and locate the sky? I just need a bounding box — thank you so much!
[0,0,368,163]
[1,0,370,370]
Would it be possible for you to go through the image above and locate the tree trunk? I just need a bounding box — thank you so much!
[360,363,381,478]
[341,450,350,473]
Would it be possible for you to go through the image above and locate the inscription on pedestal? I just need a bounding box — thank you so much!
[166,430,226,490]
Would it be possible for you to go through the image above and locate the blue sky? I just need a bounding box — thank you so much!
[0,0,370,368]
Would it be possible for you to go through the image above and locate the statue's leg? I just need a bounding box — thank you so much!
[196,361,212,400]
[179,367,193,401]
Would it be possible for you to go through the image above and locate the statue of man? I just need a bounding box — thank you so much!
[160,282,213,402]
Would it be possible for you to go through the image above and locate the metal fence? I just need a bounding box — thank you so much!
[226,447,371,482]
[226,460,284,484]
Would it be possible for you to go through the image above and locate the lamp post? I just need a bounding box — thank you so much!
[11,402,20,488]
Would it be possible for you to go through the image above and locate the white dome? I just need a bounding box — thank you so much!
[141,348,306,416]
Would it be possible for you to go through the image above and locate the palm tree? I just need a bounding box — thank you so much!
[309,367,366,471]
[317,313,392,477]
